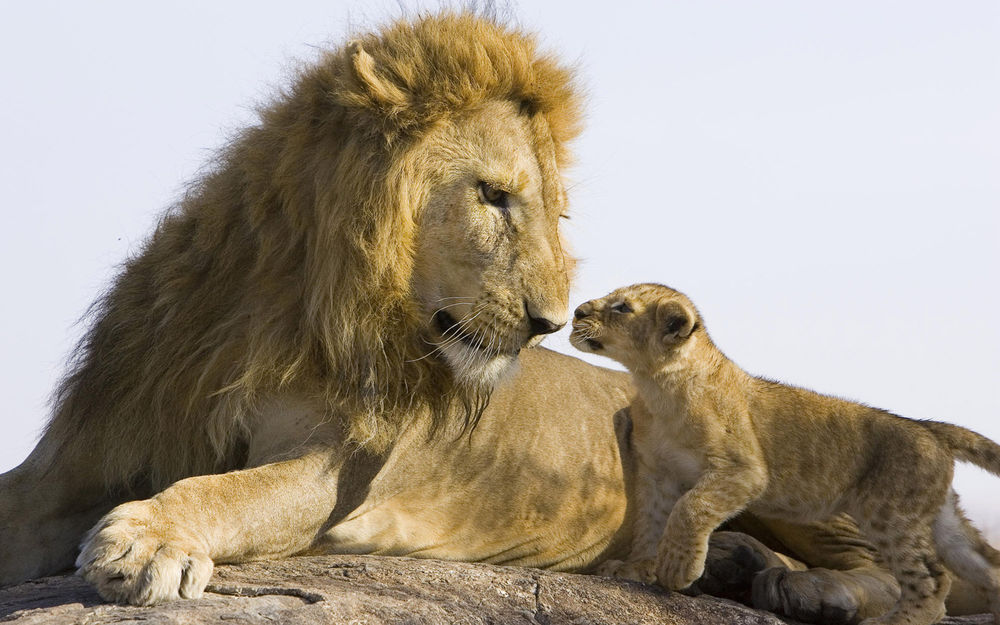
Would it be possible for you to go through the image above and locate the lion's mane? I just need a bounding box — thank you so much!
[44,12,582,491]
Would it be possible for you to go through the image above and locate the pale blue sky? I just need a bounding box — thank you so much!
[1,1,998,525]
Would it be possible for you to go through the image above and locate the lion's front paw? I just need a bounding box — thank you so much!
[751,566,868,625]
[76,499,213,605]
[596,558,658,584]
[692,531,777,601]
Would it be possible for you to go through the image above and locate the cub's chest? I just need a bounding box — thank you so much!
[633,416,705,492]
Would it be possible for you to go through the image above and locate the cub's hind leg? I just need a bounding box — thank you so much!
[860,520,949,625]
[932,489,1000,622]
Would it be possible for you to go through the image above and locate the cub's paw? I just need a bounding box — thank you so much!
[657,550,706,593]
[595,558,658,584]
[595,558,626,577]
[76,499,213,606]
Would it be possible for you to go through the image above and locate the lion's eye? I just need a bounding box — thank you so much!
[477,181,510,214]
[611,301,632,314]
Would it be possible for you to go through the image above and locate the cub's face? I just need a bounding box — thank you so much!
[570,283,698,372]
[411,100,572,390]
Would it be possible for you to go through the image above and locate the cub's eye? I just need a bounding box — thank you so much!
[610,301,632,314]
[477,181,510,213]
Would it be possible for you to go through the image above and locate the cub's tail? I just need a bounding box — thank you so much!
[921,420,1000,477]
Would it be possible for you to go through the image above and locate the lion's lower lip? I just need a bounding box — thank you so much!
[585,338,603,351]
[434,309,518,356]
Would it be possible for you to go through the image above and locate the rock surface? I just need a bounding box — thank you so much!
[0,555,992,625]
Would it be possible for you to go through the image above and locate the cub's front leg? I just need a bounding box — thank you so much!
[596,462,677,584]
[76,450,341,605]
[657,463,766,592]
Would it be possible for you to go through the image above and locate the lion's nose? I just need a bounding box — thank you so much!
[574,302,593,320]
[525,301,565,338]
[528,315,562,337]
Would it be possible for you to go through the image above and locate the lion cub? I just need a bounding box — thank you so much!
[571,283,1000,625]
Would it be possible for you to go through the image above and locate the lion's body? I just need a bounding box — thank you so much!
[0,11,989,623]
[302,349,634,568]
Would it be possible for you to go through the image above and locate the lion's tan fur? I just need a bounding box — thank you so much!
[43,12,582,490]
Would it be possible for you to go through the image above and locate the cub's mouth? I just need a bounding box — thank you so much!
[570,325,603,352]
[584,338,603,351]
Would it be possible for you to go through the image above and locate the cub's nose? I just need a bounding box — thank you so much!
[574,302,594,320]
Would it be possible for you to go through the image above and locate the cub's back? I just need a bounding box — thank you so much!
[745,377,944,503]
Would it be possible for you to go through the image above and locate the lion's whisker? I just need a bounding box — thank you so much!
[429,309,483,346]
[427,301,479,325]
[436,310,483,347]
[430,296,477,310]
[409,305,488,362]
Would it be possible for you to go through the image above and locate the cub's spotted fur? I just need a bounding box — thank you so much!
[571,283,1000,625]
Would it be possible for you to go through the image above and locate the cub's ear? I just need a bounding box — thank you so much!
[655,299,696,343]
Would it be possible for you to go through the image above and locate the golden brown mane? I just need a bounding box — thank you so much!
[44,12,582,491]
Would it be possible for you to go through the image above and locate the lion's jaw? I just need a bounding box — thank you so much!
[410,101,572,392]
[437,332,521,390]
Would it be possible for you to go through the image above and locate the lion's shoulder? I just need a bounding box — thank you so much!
[496,347,634,416]
[519,347,630,385]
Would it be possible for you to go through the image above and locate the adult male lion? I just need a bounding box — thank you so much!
[0,11,984,622]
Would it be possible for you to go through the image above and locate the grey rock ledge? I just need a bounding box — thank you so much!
[0,555,991,624]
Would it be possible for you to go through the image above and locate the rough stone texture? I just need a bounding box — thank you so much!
[0,555,992,625]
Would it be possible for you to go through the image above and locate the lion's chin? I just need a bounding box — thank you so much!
[438,340,520,391]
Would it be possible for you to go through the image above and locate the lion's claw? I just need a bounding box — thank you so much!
[76,499,213,605]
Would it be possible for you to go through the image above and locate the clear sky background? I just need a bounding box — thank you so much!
[2,2,998,528]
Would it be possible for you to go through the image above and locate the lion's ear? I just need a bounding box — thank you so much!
[655,299,696,343]
[348,41,409,109]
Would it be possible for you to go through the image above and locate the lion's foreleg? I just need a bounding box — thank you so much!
[0,438,116,586]
[747,515,901,624]
[751,565,899,625]
[76,450,341,605]
[720,513,989,623]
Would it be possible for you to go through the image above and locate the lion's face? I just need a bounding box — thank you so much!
[410,100,572,389]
